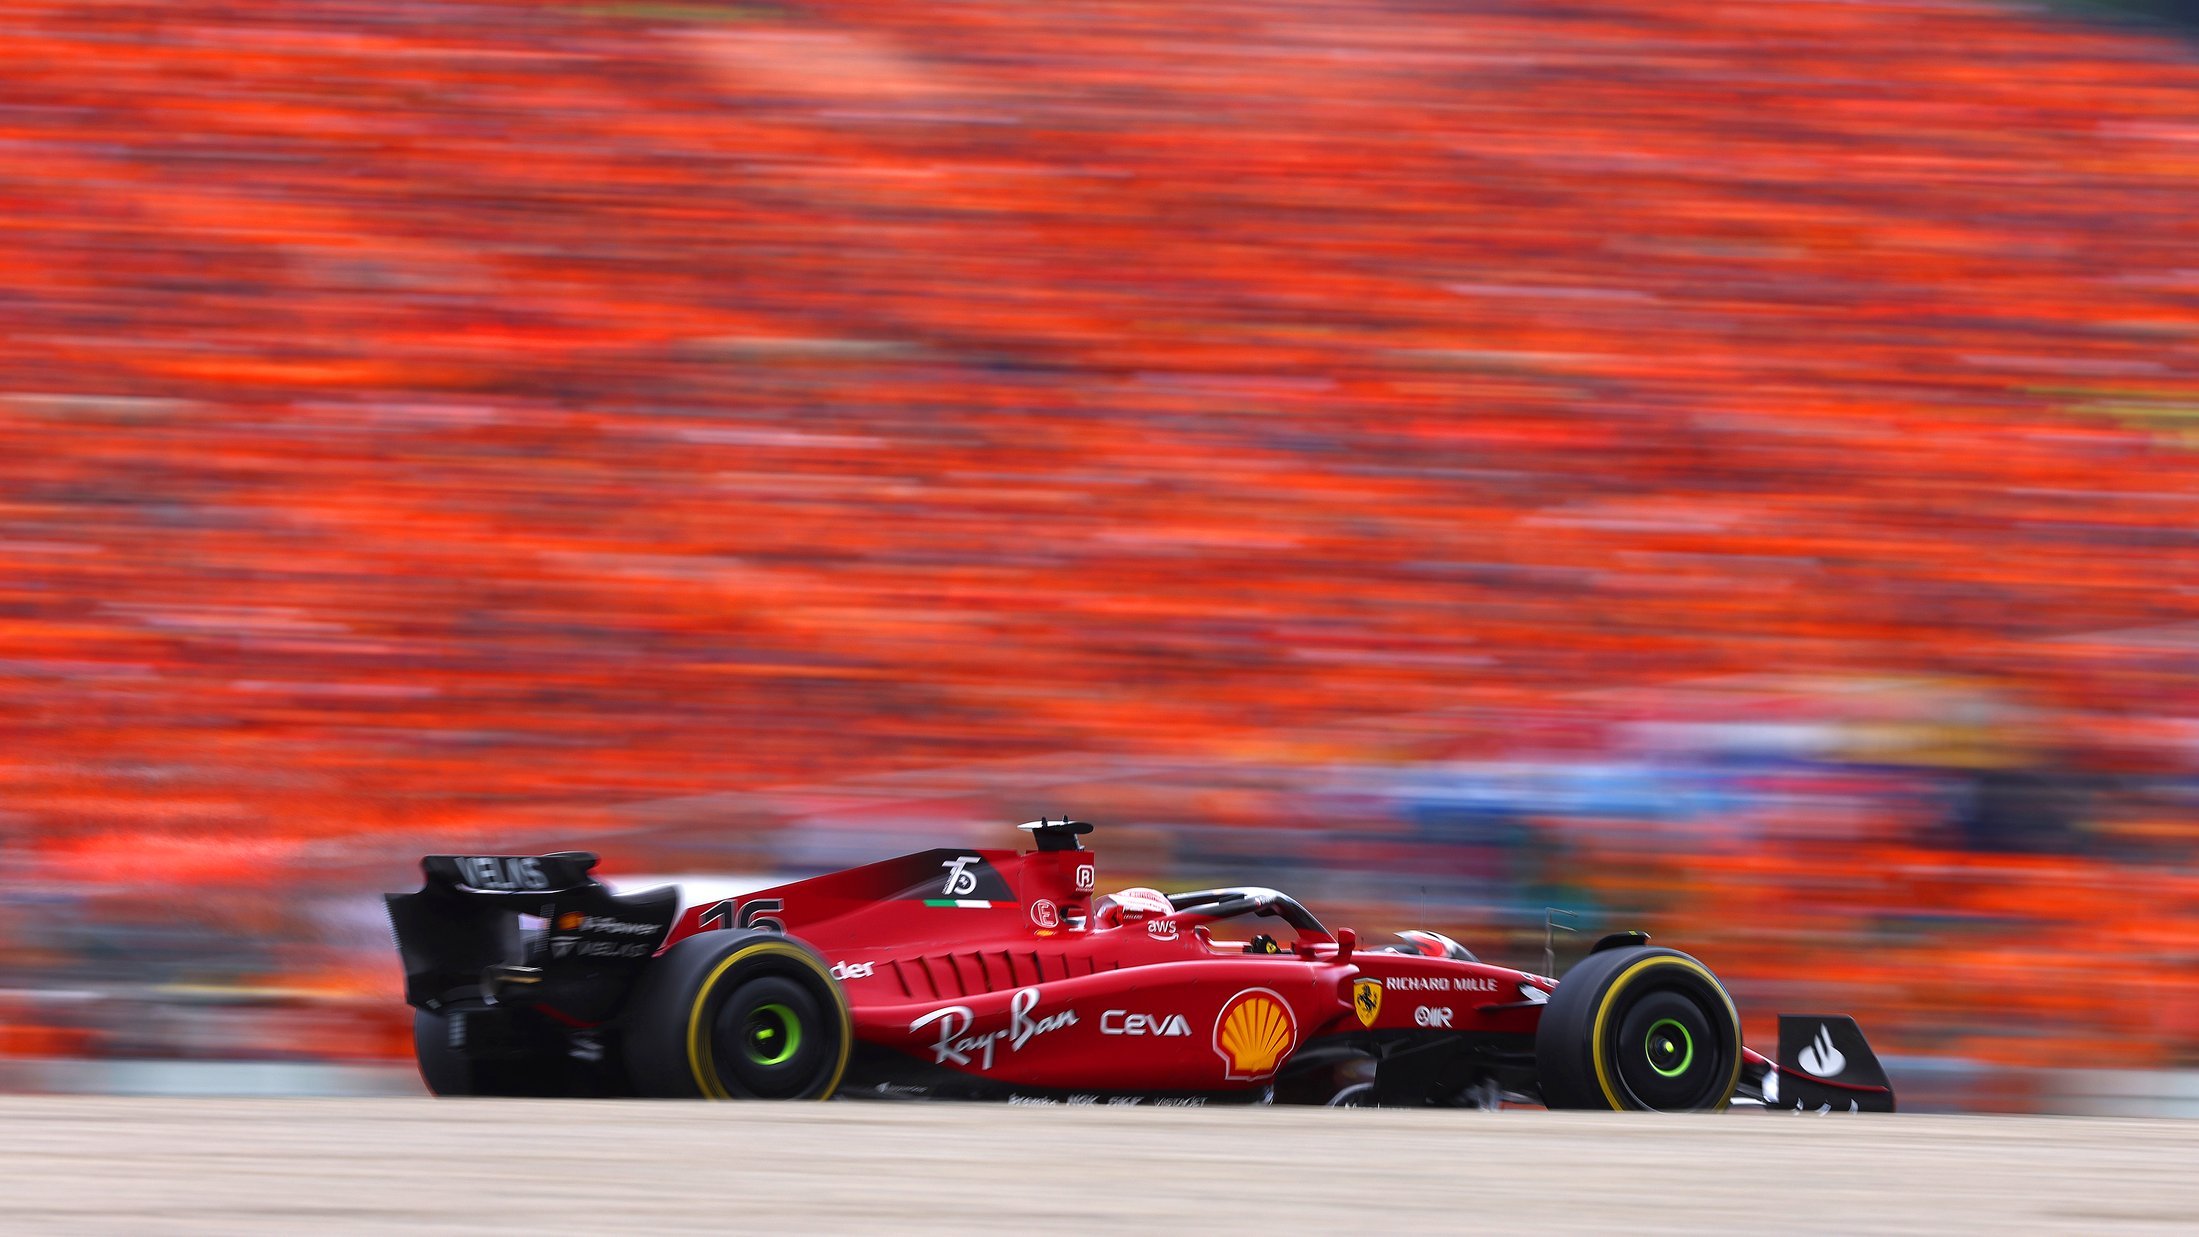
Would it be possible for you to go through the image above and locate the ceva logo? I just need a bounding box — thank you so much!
[1796,1023,1846,1079]
[1100,1010,1191,1037]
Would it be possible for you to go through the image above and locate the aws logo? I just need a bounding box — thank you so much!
[1213,988,1298,1081]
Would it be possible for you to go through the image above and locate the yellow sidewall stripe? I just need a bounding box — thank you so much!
[1587,955,1742,1112]
[684,940,853,1101]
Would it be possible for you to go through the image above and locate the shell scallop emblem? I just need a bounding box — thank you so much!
[1213,988,1299,1081]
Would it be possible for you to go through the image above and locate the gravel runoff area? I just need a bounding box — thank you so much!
[0,1098,2194,1234]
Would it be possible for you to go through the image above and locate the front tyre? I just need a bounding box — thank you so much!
[622,930,852,1100]
[1534,946,1742,1111]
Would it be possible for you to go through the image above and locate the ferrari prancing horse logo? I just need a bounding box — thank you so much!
[1353,979,1383,1028]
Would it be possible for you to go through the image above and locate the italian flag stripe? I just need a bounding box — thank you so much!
[923,899,995,908]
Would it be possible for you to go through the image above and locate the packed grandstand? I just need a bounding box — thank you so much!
[1,0,2198,1102]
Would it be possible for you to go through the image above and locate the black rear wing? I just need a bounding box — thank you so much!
[386,851,677,1021]
[419,852,604,895]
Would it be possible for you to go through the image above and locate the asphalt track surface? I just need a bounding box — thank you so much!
[2,1099,2195,1234]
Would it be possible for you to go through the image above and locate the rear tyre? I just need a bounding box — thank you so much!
[1534,946,1741,1111]
[623,930,851,1100]
[412,1007,564,1097]
[1325,1082,1375,1108]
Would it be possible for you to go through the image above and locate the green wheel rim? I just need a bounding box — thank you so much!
[1644,1017,1694,1078]
[744,1002,803,1067]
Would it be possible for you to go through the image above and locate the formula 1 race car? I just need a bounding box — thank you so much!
[386,819,1894,1111]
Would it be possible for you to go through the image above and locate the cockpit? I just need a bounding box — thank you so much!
[1091,885,1334,955]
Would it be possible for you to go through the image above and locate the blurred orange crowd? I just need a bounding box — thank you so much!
[2,0,2199,1084]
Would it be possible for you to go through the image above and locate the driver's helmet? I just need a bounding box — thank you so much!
[1092,886,1173,929]
[1388,929,1477,962]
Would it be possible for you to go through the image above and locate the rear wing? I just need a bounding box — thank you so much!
[418,852,603,896]
[386,851,677,1022]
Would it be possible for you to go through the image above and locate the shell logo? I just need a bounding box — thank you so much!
[1213,988,1298,1081]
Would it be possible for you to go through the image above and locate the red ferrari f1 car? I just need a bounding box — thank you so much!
[387,819,1893,1111]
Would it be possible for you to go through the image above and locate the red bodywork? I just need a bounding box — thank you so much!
[656,837,1554,1099]
[394,823,1888,1108]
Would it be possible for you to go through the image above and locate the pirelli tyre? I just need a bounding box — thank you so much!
[1535,945,1743,1112]
[623,930,852,1100]
[413,1007,567,1097]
